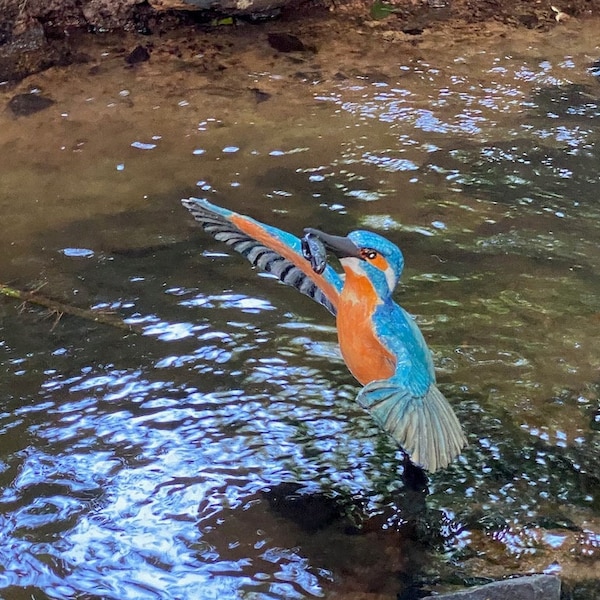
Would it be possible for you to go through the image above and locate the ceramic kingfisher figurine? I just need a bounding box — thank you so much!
[182,197,466,472]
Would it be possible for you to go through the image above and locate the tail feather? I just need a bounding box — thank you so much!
[357,380,466,472]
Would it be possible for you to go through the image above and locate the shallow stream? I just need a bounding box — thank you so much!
[1,17,599,599]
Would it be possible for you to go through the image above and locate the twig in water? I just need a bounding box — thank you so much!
[0,282,141,334]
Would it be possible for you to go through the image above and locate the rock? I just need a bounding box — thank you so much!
[250,87,271,103]
[125,45,151,64]
[147,0,292,16]
[0,17,49,82]
[0,0,146,80]
[267,32,307,52]
[8,93,55,117]
[2,1,146,36]
[145,0,191,8]
[423,575,561,600]
[78,0,147,31]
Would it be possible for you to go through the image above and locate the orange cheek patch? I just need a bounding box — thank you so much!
[371,254,389,271]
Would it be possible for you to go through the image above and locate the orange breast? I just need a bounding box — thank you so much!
[336,269,396,385]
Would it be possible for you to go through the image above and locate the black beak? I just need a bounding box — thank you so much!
[304,228,362,259]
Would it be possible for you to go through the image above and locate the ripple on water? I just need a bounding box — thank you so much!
[2,23,600,599]
[0,344,406,597]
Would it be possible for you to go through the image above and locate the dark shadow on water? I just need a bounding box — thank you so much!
[259,475,435,599]
[263,481,343,534]
[531,84,600,121]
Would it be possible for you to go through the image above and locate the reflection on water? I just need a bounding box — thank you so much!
[1,19,599,599]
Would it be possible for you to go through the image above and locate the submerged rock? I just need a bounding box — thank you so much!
[267,32,309,52]
[125,45,151,64]
[7,93,55,117]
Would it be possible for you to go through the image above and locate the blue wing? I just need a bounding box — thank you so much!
[182,198,343,316]
[375,301,436,395]
[356,301,466,471]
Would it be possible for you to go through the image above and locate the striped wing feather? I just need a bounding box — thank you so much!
[182,198,338,316]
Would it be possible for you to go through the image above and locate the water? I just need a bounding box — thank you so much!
[1,19,599,599]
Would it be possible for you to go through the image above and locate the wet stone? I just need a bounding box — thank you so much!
[7,93,55,117]
[267,32,309,53]
[125,45,151,65]
[250,87,271,103]
[402,26,425,35]
[518,13,539,28]
[423,575,561,600]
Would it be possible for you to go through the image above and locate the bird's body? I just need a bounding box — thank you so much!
[182,198,466,472]
[336,273,397,385]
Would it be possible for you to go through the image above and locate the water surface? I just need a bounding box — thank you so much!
[1,19,599,599]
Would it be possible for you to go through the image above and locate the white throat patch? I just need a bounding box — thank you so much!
[339,257,364,275]
[383,266,396,292]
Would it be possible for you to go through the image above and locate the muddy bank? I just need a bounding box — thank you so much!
[2,0,600,82]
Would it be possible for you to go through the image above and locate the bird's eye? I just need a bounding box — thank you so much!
[362,249,378,260]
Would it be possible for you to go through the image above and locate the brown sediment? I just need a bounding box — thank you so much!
[1,0,599,81]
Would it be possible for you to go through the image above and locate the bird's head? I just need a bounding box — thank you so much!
[304,228,404,298]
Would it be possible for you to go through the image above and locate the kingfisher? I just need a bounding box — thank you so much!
[182,197,466,472]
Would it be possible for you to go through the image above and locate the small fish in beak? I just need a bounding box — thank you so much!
[301,232,328,274]
[303,228,362,260]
